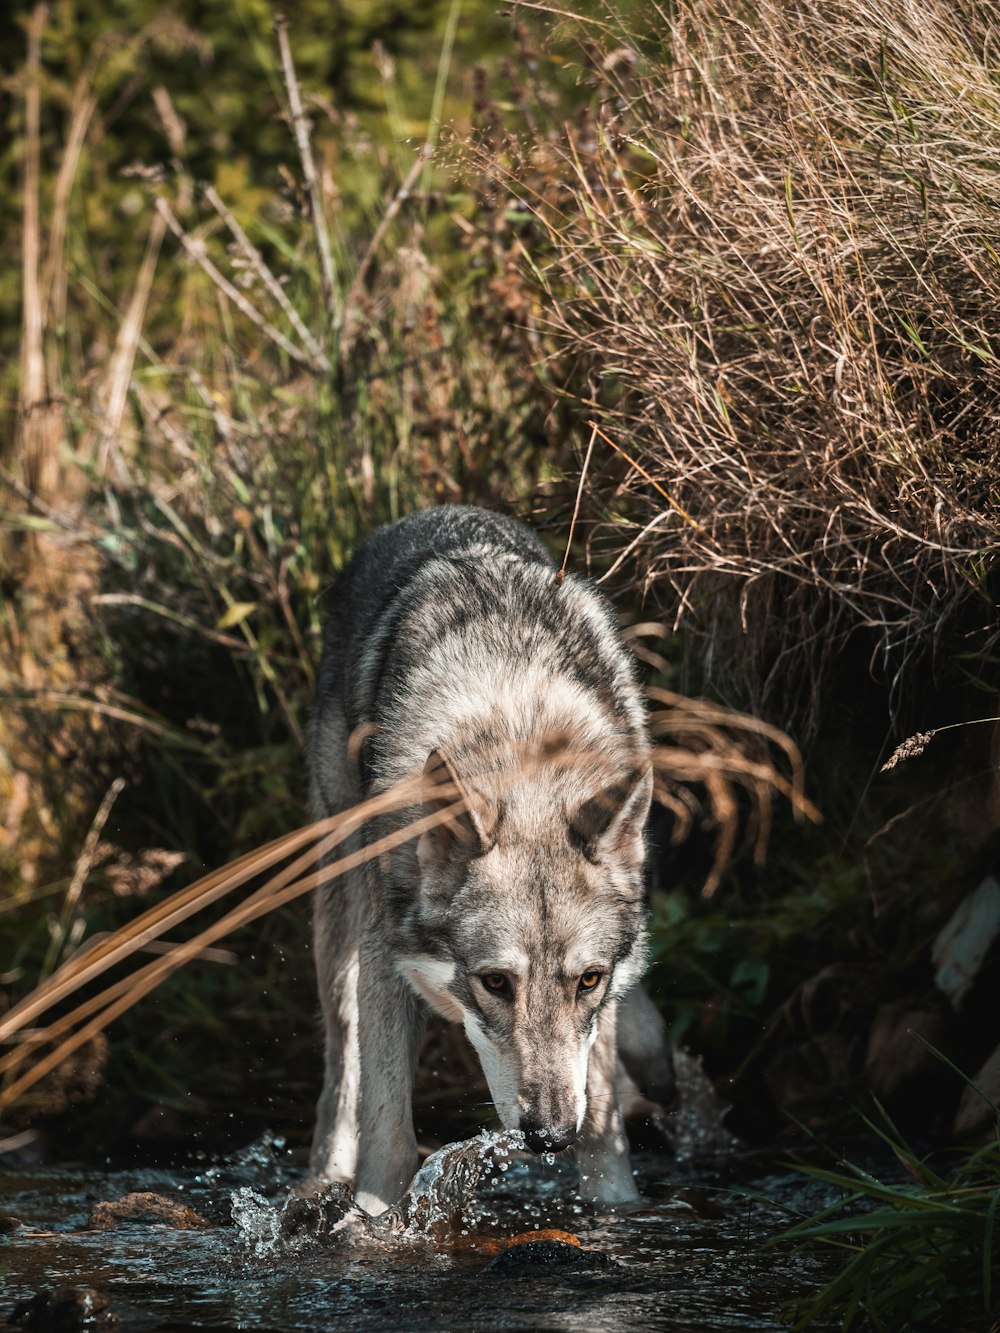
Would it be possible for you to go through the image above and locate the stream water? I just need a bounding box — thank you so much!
[1,1128,835,1332]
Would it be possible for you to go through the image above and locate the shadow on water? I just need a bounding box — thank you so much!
[1,1128,835,1332]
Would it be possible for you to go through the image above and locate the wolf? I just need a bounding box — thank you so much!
[307,506,674,1216]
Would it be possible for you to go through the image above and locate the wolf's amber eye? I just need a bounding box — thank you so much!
[578,970,603,992]
[480,972,512,997]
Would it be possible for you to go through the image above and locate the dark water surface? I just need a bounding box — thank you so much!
[1,1135,833,1332]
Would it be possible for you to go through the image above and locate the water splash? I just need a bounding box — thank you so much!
[230,1187,286,1258]
[230,1131,527,1254]
[6,1155,835,1331]
[195,1130,294,1189]
[660,1048,737,1164]
[382,1130,526,1237]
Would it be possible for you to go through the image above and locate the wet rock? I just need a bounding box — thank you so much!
[87,1191,211,1231]
[429,1227,583,1258]
[665,1187,727,1220]
[932,876,1000,1008]
[954,1043,1000,1140]
[8,1287,119,1330]
[864,999,947,1101]
[0,1214,24,1234]
[503,1228,582,1248]
[480,1238,613,1276]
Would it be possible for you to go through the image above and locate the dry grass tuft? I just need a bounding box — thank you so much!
[632,629,819,894]
[486,0,1000,729]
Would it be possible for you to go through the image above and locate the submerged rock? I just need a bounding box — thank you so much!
[480,1238,612,1276]
[8,1287,120,1330]
[87,1191,211,1231]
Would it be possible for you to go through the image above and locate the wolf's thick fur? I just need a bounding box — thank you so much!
[308,506,674,1215]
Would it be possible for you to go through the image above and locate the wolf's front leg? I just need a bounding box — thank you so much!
[309,946,361,1187]
[309,866,368,1189]
[353,932,424,1216]
[576,1004,639,1203]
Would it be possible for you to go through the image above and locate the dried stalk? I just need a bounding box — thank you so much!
[339,147,429,360]
[274,13,339,322]
[202,183,330,371]
[95,87,192,479]
[41,779,126,982]
[39,74,97,325]
[96,210,168,481]
[16,3,63,509]
[0,782,465,1109]
[556,423,598,583]
[1,707,816,1113]
[154,197,323,371]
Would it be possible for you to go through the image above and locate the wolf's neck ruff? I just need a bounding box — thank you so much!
[307,506,674,1216]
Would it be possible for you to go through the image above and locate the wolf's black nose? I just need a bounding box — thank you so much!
[520,1120,578,1154]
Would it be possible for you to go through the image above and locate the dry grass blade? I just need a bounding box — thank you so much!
[557,422,598,583]
[644,673,821,897]
[0,780,464,1111]
[587,420,711,541]
[1,685,218,749]
[97,211,168,481]
[42,779,126,983]
[339,147,429,360]
[647,685,814,815]
[39,74,97,325]
[0,815,341,1044]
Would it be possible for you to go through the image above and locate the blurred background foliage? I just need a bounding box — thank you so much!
[0,1,997,1256]
[0,0,583,1155]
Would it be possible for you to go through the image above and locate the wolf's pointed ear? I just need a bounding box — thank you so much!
[419,748,496,865]
[570,762,653,865]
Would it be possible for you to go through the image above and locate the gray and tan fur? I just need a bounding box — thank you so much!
[308,506,674,1216]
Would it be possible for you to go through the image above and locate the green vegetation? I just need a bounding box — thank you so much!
[776,1091,1000,1329]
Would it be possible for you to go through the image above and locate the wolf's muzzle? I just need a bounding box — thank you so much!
[520,1119,578,1154]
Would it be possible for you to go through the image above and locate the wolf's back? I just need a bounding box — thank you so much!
[310,505,646,806]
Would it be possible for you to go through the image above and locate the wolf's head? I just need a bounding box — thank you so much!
[398,746,652,1153]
